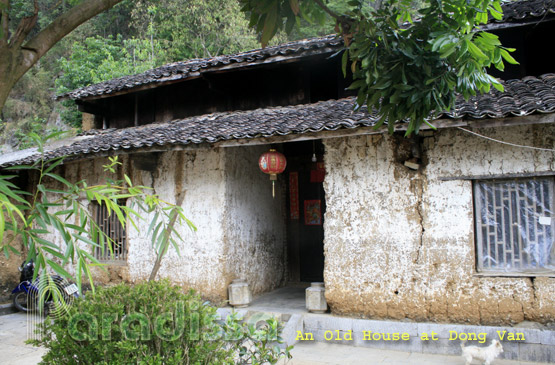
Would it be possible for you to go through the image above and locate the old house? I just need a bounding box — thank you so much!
[1,0,554,328]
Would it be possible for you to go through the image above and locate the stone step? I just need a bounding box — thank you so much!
[0,302,17,316]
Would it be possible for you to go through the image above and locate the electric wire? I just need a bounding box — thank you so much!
[457,127,555,153]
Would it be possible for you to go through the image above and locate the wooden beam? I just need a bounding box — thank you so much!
[55,142,210,166]
[440,171,555,181]
[76,101,106,115]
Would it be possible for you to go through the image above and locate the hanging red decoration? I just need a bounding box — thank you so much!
[259,149,287,198]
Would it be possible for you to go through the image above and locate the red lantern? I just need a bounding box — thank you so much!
[259,149,286,198]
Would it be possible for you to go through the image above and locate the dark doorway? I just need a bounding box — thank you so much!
[283,140,326,283]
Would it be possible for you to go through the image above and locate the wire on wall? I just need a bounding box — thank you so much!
[457,127,555,153]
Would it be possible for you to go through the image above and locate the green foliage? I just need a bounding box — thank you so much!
[55,35,167,127]
[30,280,292,364]
[346,0,517,135]
[0,132,195,293]
[240,0,518,136]
[55,35,166,93]
[12,117,63,150]
[0,63,63,149]
[131,0,261,60]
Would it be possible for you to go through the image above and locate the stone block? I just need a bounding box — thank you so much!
[228,279,252,308]
[519,343,555,363]
[306,283,328,313]
[303,313,329,332]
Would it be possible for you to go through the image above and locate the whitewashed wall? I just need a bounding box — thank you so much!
[323,123,555,325]
[57,145,286,301]
[223,145,286,295]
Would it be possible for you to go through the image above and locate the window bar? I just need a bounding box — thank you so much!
[501,183,511,270]
[487,184,496,269]
[499,184,505,269]
[498,183,507,270]
[100,204,105,260]
[529,181,539,269]
[99,203,103,260]
[534,181,547,267]
[510,186,521,269]
[477,183,487,270]
[518,184,527,267]
[94,204,99,259]
[108,210,113,259]
[544,179,552,266]
[104,203,112,260]
[103,204,108,261]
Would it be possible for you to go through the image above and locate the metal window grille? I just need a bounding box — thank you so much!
[474,178,554,274]
[92,201,127,261]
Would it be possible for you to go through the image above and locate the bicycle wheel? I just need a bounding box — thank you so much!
[13,291,30,312]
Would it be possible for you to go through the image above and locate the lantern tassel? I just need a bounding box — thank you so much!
[272,181,275,198]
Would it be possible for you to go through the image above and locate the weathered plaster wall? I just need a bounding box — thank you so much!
[323,123,555,325]
[223,146,286,295]
[51,145,286,301]
[127,149,229,300]
[59,149,229,301]
[0,233,24,300]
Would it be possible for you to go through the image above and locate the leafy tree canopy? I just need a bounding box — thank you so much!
[241,0,518,135]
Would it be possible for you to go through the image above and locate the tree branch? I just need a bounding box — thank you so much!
[148,192,186,282]
[9,0,39,48]
[23,0,124,62]
[312,0,343,21]
[0,0,9,47]
[311,0,355,41]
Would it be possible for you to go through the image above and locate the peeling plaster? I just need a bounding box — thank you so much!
[323,124,555,325]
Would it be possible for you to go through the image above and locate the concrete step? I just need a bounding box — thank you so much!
[0,302,17,316]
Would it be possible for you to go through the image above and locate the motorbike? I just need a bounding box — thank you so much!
[12,260,80,313]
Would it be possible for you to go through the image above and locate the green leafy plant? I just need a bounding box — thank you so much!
[240,0,518,135]
[30,280,292,364]
[0,131,195,294]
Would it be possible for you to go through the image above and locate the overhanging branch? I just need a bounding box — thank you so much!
[23,0,124,60]
[9,0,38,48]
[0,0,9,47]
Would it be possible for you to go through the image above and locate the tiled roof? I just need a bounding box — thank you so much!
[498,0,555,23]
[57,0,554,101]
[3,74,554,168]
[57,35,343,101]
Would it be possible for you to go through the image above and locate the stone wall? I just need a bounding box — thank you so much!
[323,123,555,325]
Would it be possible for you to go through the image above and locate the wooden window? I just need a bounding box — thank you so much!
[474,178,554,275]
[92,201,127,261]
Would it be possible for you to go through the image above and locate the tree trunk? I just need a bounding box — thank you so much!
[0,0,125,113]
[0,47,18,114]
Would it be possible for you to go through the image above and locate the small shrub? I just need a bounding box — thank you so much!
[30,280,292,364]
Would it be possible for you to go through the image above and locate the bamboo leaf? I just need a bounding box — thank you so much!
[44,172,73,188]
